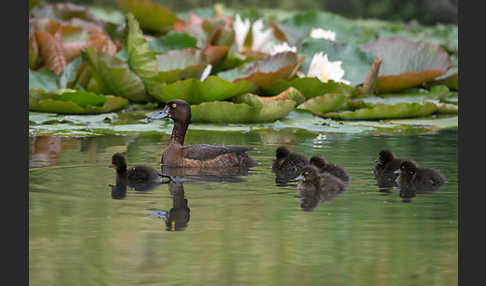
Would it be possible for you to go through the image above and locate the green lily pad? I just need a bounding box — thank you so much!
[191,97,296,123]
[126,13,159,92]
[115,0,181,31]
[148,31,198,53]
[82,47,151,102]
[297,93,348,115]
[299,38,376,86]
[323,102,439,120]
[150,76,256,104]
[218,52,301,95]
[265,77,356,99]
[361,37,453,93]
[29,69,59,92]
[29,88,128,114]
[278,11,372,45]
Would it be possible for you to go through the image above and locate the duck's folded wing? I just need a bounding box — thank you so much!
[182,144,254,160]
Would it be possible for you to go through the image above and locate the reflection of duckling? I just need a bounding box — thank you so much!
[110,153,171,191]
[395,160,445,193]
[309,155,349,183]
[272,146,308,185]
[109,176,128,200]
[373,149,403,187]
[165,182,191,231]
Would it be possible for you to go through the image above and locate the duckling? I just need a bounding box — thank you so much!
[296,165,346,195]
[149,99,258,168]
[395,160,445,192]
[272,146,308,184]
[109,153,170,186]
[373,149,403,187]
[309,155,349,183]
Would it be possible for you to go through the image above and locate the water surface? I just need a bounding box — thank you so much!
[29,129,458,286]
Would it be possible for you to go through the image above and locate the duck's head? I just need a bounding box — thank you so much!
[395,160,417,183]
[296,165,320,182]
[110,153,127,169]
[149,99,191,123]
[275,146,290,159]
[377,149,394,165]
[309,155,328,169]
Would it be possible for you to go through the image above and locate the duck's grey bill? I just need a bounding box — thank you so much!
[149,109,168,120]
[294,175,304,181]
[393,169,401,174]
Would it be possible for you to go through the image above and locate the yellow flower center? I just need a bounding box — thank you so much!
[321,74,329,83]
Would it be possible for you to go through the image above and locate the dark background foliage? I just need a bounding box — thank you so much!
[40,0,457,25]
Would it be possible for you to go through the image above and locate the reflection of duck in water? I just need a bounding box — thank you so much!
[296,165,346,211]
[271,146,308,185]
[395,160,446,194]
[109,176,128,200]
[150,182,191,231]
[165,182,191,231]
[373,149,403,188]
[149,99,258,168]
[109,153,171,191]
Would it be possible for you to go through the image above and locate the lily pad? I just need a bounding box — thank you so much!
[218,52,301,95]
[361,37,453,93]
[29,69,59,92]
[191,96,296,123]
[148,31,198,53]
[265,77,356,99]
[323,102,439,120]
[115,0,181,31]
[297,93,348,115]
[29,88,128,114]
[150,76,256,104]
[299,38,376,86]
[82,47,151,102]
[126,13,159,92]
[278,11,371,45]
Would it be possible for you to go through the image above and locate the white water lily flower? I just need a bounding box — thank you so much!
[250,19,274,53]
[233,14,251,52]
[310,28,336,41]
[200,64,212,81]
[307,52,350,85]
[268,42,297,55]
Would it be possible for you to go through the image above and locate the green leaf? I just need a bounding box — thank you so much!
[150,76,256,104]
[323,102,439,120]
[58,56,82,88]
[299,38,376,86]
[297,93,348,115]
[279,11,372,45]
[191,98,297,123]
[29,69,59,91]
[115,0,181,31]
[29,88,128,114]
[266,77,356,99]
[82,47,151,102]
[149,32,198,53]
[126,13,159,92]
[361,37,453,93]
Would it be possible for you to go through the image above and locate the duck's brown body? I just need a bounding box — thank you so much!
[151,99,257,168]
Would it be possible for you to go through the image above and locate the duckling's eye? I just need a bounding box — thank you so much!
[171,103,177,108]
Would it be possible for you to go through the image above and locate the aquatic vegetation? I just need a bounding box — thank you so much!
[28,2,458,133]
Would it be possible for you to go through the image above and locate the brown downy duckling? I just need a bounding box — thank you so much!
[395,160,446,192]
[373,149,402,181]
[296,165,346,195]
[149,99,258,168]
[309,155,349,183]
[110,153,169,185]
[272,146,309,184]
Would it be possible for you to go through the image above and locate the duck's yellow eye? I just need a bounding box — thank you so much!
[171,103,177,108]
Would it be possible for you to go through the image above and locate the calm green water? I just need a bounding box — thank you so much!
[29,129,458,286]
